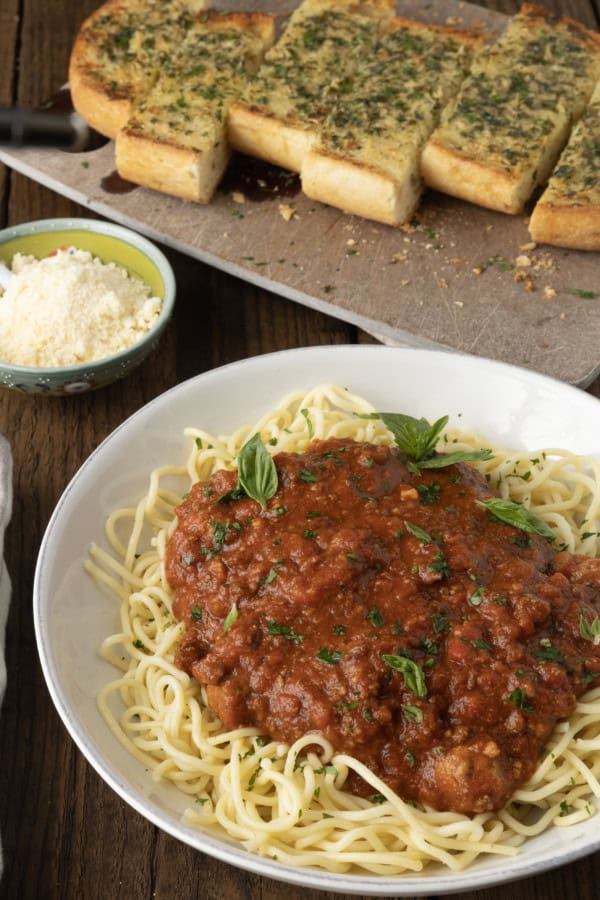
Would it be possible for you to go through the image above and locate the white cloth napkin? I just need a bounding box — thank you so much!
[0,434,13,881]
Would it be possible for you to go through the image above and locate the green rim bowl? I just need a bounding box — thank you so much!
[0,217,176,395]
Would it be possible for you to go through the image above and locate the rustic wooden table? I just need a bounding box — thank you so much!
[1,1,600,898]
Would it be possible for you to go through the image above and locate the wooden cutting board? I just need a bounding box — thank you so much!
[2,0,599,385]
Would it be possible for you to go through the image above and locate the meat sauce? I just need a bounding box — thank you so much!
[166,438,600,814]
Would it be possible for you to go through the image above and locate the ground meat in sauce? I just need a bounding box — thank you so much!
[166,438,600,815]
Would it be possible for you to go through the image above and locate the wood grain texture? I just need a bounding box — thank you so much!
[1,2,600,899]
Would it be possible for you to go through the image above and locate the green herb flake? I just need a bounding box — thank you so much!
[317,647,344,665]
[382,654,427,697]
[300,408,314,440]
[223,603,238,634]
[579,609,600,644]
[268,620,303,643]
[507,687,533,711]
[402,704,424,723]
[366,608,385,627]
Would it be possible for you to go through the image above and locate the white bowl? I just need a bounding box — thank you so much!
[34,345,600,894]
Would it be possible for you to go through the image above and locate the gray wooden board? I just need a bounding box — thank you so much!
[2,0,600,384]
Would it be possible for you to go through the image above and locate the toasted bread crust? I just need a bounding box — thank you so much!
[529,202,600,251]
[116,129,230,203]
[302,147,421,226]
[227,104,315,174]
[69,0,135,138]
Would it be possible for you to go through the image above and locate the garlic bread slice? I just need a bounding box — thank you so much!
[421,3,600,215]
[69,0,208,140]
[227,0,395,173]
[529,81,600,250]
[302,18,482,226]
[115,12,274,203]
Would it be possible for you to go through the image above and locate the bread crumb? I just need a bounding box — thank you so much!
[391,253,407,263]
[232,191,245,204]
[278,204,296,222]
[514,270,535,291]
[437,278,448,288]
[515,255,532,267]
[520,241,536,252]
[543,285,557,301]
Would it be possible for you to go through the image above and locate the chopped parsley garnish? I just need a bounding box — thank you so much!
[417,482,441,505]
[366,608,385,627]
[579,609,600,644]
[404,521,434,544]
[317,647,344,665]
[507,687,533,711]
[401,704,424,723]
[190,605,203,622]
[268,620,303,643]
[381,654,427,697]
[210,520,230,556]
[300,408,314,440]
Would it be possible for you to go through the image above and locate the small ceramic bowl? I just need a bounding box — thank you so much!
[0,217,176,395]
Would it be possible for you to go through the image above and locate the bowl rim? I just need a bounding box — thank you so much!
[0,216,176,376]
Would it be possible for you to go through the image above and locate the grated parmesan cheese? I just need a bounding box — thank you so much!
[0,247,162,367]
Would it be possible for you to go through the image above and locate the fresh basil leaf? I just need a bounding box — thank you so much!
[418,449,494,468]
[477,498,555,542]
[381,654,427,697]
[237,433,278,510]
[379,412,494,469]
[379,412,448,461]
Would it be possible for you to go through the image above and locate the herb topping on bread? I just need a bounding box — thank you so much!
[420,3,600,215]
[301,18,482,225]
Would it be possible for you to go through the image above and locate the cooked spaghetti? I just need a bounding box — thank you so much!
[86,384,600,875]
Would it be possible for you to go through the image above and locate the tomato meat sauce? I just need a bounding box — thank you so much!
[166,438,600,814]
